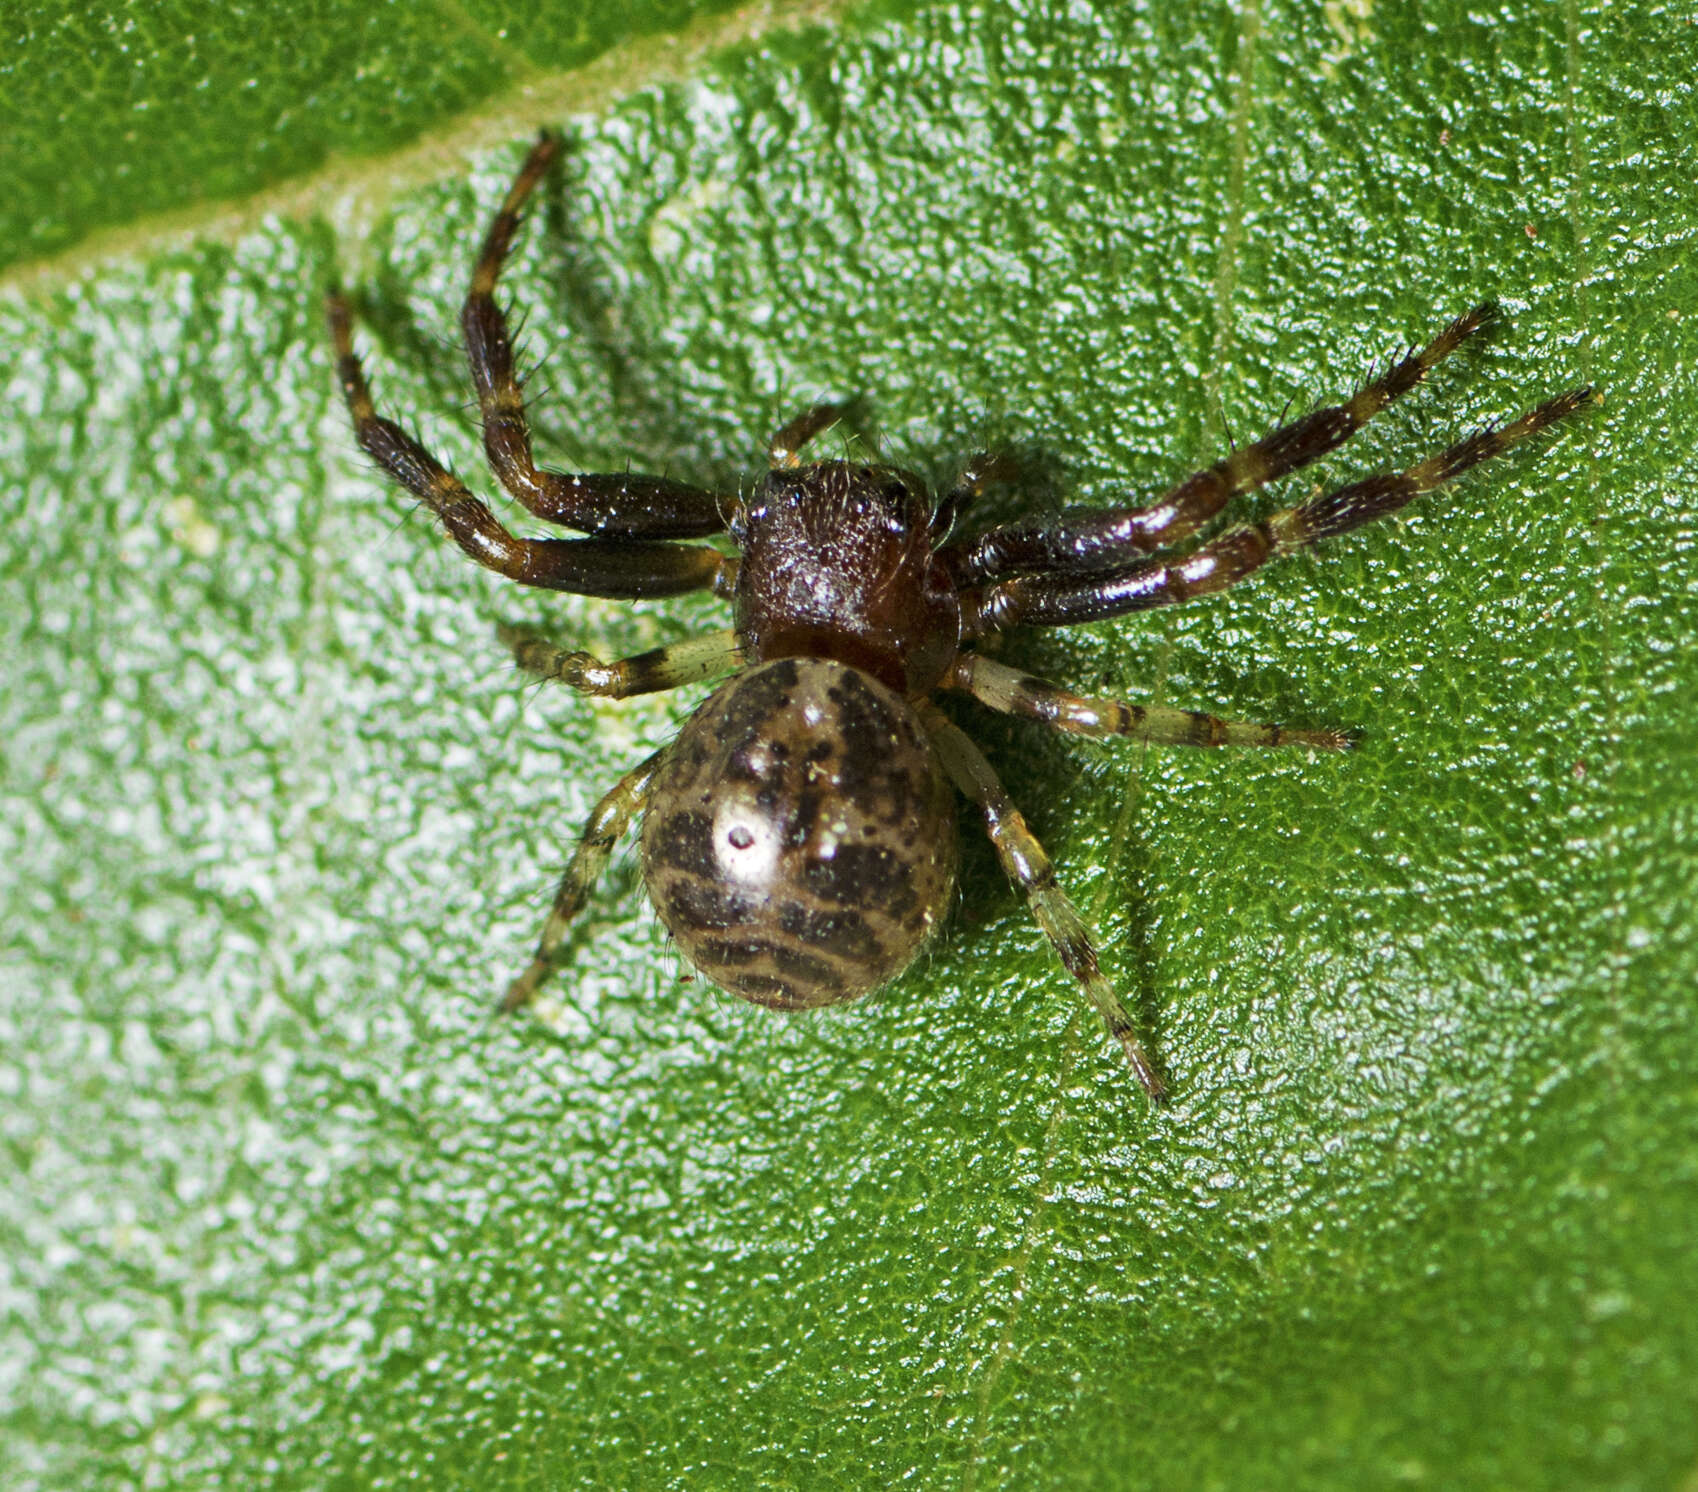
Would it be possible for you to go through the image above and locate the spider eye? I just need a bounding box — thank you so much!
[878,473,927,532]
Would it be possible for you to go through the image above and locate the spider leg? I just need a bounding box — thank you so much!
[920,704,1166,1099]
[329,294,725,598]
[768,403,850,468]
[948,654,1350,750]
[462,132,729,539]
[499,748,665,1013]
[966,387,1596,634]
[499,624,744,698]
[942,304,1498,586]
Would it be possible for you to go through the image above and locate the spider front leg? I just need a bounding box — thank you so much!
[500,748,666,1013]
[968,386,1597,633]
[461,132,729,539]
[920,705,1166,1099]
[328,294,726,598]
[943,304,1499,585]
[949,654,1351,751]
[500,624,744,698]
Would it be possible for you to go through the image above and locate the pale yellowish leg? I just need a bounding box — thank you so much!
[949,653,1351,751]
[920,704,1165,1099]
[499,624,743,698]
[499,749,664,1014]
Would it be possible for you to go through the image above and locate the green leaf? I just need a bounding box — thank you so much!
[4,2,1696,1488]
[0,0,752,274]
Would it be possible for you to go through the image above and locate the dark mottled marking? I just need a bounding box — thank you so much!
[649,810,717,875]
[717,657,799,740]
[783,785,826,851]
[828,674,904,817]
[723,973,801,1006]
[663,878,754,932]
[878,766,913,828]
[772,945,847,997]
[695,938,764,967]
[724,744,768,783]
[803,844,916,916]
[779,901,883,960]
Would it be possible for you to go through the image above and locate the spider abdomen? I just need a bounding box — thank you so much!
[640,657,958,1010]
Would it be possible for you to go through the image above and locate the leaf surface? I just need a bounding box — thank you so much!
[3,2,1696,1488]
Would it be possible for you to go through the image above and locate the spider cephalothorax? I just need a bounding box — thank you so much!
[731,460,960,696]
[328,132,1593,1099]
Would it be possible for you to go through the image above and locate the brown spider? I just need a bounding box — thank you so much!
[327,133,1594,1099]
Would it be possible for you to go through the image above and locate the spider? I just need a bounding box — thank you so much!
[327,132,1594,1099]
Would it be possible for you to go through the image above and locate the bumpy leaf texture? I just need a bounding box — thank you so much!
[2,2,1695,1488]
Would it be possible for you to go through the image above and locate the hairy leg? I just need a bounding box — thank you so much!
[461,131,729,538]
[943,304,1499,585]
[949,653,1350,750]
[329,293,725,597]
[967,386,1596,633]
[500,624,743,698]
[921,704,1166,1099]
[499,749,665,1013]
